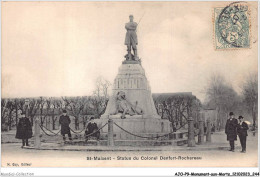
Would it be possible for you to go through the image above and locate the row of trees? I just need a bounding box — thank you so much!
[204,72,258,131]
[1,77,110,131]
[153,93,201,130]
[2,93,200,132]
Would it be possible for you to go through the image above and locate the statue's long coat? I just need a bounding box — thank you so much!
[124,22,138,46]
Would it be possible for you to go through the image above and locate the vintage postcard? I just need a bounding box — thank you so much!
[1,1,259,175]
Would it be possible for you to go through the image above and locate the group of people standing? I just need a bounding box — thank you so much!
[225,112,249,153]
[15,110,100,148]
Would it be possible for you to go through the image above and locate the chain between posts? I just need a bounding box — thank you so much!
[113,122,188,139]
[39,123,108,137]
[70,123,108,137]
[39,120,190,140]
[39,125,61,136]
[69,128,85,134]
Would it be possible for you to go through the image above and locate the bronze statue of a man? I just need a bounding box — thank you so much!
[125,15,138,60]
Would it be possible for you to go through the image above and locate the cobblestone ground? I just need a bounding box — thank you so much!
[1,131,258,167]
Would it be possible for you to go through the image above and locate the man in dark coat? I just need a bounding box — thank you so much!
[225,112,238,152]
[237,116,249,153]
[85,117,100,141]
[15,112,32,148]
[59,110,72,141]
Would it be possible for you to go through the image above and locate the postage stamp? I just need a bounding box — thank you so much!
[214,2,250,50]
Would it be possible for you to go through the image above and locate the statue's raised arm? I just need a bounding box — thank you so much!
[124,15,138,61]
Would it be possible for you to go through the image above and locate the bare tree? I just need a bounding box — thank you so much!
[37,97,47,126]
[27,98,40,125]
[44,98,52,128]
[91,76,111,118]
[1,99,9,131]
[14,99,19,127]
[205,73,239,129]
[50,98,62,130]
[153,93,200,131]
[242,73,258,133]
[5,100,16,130]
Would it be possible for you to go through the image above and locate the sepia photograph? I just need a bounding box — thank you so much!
[1,0,259,174]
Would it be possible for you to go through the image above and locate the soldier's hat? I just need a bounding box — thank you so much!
[238,116,244,119]
[63,110,67,113]
[229,112,234,116]
[129,14,133,17]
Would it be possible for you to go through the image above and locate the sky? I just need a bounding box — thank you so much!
[2,1,258,101]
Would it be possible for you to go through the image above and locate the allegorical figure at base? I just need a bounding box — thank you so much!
[114,91,143,119]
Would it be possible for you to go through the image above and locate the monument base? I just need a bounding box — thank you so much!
[122,60,141,65]
[96,117,173,140]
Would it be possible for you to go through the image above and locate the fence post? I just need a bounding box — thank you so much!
[198,115,204,145]
[187,117,195,147]
[107,119,114,146]
[34,117,41,149]
[206,119,212,142]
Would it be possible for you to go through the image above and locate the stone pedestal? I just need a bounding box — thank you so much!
[100,62,172,140]
[101,63,160,119]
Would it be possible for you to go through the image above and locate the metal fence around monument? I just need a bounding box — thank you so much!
[34,119,197,148]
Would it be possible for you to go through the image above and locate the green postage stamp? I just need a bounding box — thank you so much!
[214,2,250,50]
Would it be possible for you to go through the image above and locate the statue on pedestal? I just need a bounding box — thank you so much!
[100,15,172,141]
[125,15,138,61]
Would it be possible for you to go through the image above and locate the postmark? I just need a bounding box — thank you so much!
[214,2,250,50]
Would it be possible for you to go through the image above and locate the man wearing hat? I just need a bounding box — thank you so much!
[59,110,72,141]
[237,116,249,153]
[225,112,238,152]
[85,117,100,141]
